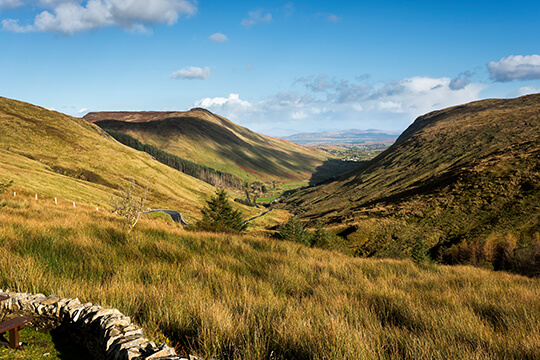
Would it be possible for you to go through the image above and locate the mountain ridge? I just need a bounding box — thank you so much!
[85,109,328,182]
[286,93,540,258]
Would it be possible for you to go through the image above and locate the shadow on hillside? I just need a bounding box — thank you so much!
[97,117,322,179]
[309,159,367,186]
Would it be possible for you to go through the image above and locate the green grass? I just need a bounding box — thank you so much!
[0,328,58,360]
[0,195,539,359]
[256,195,279,204]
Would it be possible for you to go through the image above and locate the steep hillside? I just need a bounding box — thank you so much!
[85,109,327,182]
[0,97,228,222]
[286,94,540,259]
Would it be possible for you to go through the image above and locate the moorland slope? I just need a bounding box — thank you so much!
[0,97,232,222]
[1,194,538,360]
[287,94,540,260]
[85,109,327,181]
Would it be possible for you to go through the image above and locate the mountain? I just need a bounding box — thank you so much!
[85,109,327,182]
[0,97,226,222]
[282,129,399,145]
[286,94,540,259]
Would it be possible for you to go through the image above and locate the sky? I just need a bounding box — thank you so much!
[0,0,539,136]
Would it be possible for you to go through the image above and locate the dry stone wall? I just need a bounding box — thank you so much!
[0,290,198,360]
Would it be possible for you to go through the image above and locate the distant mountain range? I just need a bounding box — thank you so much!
[286,94,540,260]
[85,109,327,181]
[281,129,399,145]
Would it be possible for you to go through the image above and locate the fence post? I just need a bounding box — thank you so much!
[35,194,38,200]
[54,197,58,205]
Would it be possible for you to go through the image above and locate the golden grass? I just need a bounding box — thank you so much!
[0,195,539,359]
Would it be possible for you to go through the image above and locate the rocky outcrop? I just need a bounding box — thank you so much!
[0,290,199,360]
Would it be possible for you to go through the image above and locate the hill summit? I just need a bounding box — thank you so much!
[286,94,540,260]
[85,108,327,182]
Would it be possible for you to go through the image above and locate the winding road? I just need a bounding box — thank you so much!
[143,209,189,225]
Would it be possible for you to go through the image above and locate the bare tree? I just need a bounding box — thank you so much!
[110,179,148,232]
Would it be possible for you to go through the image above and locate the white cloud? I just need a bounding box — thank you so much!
[0,0,22,10]
[195,93,251,108]
[487,55,540,82]
[77,108,89,116]
[291,110,307,119]
[241,9,272,27]
[171,66,210,80]
[378,101,402,111]
[190,75,487,135]
[194,94,252,121]
[2,0,197,34]
[1,19,33,32]
[209,32,228,43]
[510,86,540,97]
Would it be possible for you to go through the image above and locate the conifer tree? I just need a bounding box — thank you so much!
[197,188,247,233]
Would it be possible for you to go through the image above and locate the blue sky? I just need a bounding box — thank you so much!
[1,0,539,136]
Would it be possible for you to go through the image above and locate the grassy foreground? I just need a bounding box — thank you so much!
[0,195,539,359]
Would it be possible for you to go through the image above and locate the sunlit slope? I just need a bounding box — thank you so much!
[287,94,540,254]
[85,108,327,181]
[1,196,539,360]
[0,96,218,221]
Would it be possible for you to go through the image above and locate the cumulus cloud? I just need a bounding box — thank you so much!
[171,66,210,80]
[1,0,197,34]
[449,71,472,90]
[241,9,272,27]
[194,94,252,120]
[487,55,540,82]
[195,93,251,108]
[0,0,22,10]
[209,32,228,43]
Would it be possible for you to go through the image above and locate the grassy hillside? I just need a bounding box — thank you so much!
[1,194,539,359]
[85,109,328,182]
[0,96,261,223]
[286,94,540,264]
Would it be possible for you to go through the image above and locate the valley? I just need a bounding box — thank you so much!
[0,94,539,359]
